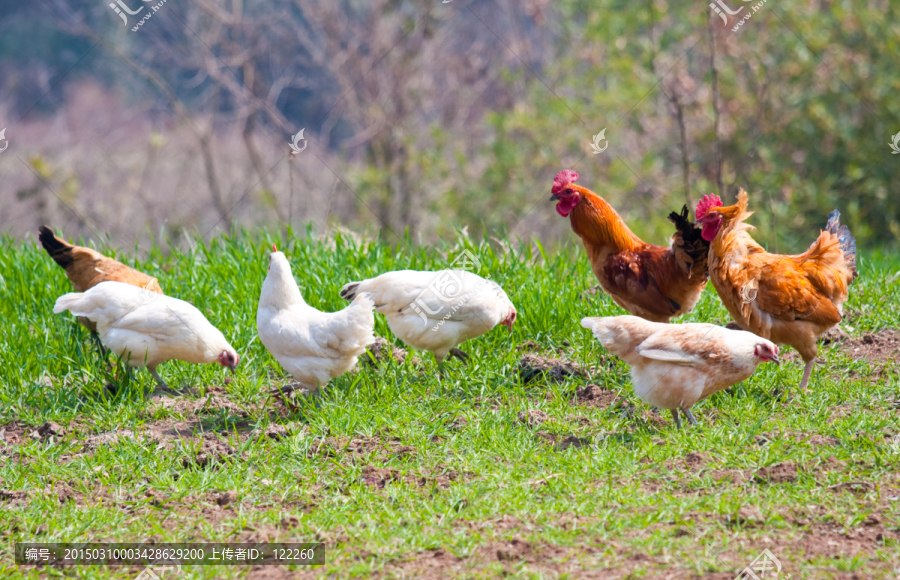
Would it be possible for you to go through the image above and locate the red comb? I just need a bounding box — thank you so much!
[552,170,579,195]
[695,194,723,219]
[272,243,278,252]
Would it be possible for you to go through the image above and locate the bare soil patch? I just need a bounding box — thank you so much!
[362,337,419,367]
[148,385,251,417]
[519,353,585,384]
[838,329,900,364]
[753,462,798,484]
[535,431,592,451]
[570,384,623,410]
[306,435,415,461]
[517,409,548,427]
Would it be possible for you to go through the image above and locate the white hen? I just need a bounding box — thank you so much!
[581,315,780,428]
[53,281,239,387]
[339,269,516,364]
[257,248,376,395]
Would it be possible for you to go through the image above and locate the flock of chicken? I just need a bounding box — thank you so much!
[41,169,858,428]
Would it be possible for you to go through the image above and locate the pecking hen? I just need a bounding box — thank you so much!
[582,315,780,428]
[550,170,711,323]
[339,269,516,365]
[257,246,376,396]
[53,281,238,387]
[696,189,858,392]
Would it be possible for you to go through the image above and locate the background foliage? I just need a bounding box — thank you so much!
[0,0,897,253]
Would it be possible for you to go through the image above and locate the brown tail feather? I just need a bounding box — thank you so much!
[38,225,75,270]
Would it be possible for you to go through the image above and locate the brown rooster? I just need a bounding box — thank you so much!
[550,169,711,322]
[39,225,163,342]
[696,190,858,391]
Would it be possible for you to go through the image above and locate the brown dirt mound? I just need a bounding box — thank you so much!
[839,329,900,364]
[0,423,30,447]
[306,435,414,461]
[358,465,463,490]
[570,384,623,410]
[180,436,242,469]
[519,354,585,384]
[795,433,839,447]
[149,386,250,417]
[754,462,798,484]
[362,337,419,367]
[683,451,708,469]
[535,432,591,451]
[517,409,548,427]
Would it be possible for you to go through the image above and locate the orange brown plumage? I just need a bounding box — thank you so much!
[551,170,711,322]
[39,225,163,334]
[697,189,858,391]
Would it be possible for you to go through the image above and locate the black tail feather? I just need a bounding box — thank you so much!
[340,282,359,302]
[38,225,74,269]
[825,210,857,280]
[668,205,708,258]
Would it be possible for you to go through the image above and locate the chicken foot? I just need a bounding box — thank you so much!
[148,367,168,389]
[448,348,470,364]
[670,408,699,429]
[270,383,319,412]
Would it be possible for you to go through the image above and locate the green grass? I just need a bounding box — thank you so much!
[0,229,898,579]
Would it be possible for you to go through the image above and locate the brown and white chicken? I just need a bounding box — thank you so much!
[582,315,780,428]
[39,225,163,350]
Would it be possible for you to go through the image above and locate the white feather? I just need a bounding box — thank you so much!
[341,269,516,362]
[53,281,236,369]
[257,252,375,389]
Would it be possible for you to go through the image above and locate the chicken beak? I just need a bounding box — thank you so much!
[771,354,781,365]
[550,193,559,201]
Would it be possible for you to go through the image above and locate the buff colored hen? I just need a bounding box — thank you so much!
[582,315,780,428]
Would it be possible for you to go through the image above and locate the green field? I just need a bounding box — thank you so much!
[0,231,898,579]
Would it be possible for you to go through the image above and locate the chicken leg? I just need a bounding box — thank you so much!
[148,366,168,389]
[671,408,699,429]
[670,409,682,429]
[682,408,699,427]
[90,331,108,358]
[799,360,814,392]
